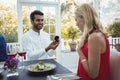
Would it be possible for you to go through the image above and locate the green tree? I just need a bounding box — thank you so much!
[106,21,120,37]
[0,5,18,42]
[61,0,79,40]
[61,27,68,40]
[67,26,79,41]
[0,5,31,42]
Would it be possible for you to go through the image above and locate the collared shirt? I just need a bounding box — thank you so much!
[0,34,7,62]
[21,29,54,61]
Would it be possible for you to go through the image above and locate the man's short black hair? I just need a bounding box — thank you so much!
[30,10,44,21]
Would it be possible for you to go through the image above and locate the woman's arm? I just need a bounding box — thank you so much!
[78,33,103,79]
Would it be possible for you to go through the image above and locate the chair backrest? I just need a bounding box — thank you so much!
[110,50,120,80]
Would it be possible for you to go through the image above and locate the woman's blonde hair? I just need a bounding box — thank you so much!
[75,4,103,42]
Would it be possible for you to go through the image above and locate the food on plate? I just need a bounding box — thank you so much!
[29,61,51,71]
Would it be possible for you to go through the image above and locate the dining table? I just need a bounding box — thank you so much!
[0,59,82,80]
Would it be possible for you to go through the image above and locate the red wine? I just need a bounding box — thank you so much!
[18,52,26,57]
[7,54,17,59]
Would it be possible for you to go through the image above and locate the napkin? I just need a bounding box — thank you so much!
[47,73,82,80]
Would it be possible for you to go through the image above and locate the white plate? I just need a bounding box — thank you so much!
[26,62,56,73]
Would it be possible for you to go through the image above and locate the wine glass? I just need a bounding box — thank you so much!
[18,52,26,61]
[18,49,26,69]
[7,45,17,59]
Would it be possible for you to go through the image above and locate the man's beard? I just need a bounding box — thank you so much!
[34,24,43,30]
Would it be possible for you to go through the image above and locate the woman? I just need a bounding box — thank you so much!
[0,34,8,62]
[75,4,110,80]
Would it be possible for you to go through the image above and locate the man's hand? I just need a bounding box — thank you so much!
[45,40,60,52]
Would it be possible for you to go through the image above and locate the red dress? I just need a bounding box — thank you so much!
[77,35,110,80]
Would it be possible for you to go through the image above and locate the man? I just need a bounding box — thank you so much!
[0,34,8,62]
[21,10,59,60]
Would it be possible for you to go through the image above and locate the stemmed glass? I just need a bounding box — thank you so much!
[18,51,26,60]
[6,44,19,77]
[7,44,26,69]
[17,49,26,69]
[7,45,17,59]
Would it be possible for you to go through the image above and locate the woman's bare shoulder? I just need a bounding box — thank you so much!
[88,32,102,41]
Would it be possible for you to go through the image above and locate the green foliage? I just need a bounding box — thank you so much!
[23,16,29,24]
[0,5,31,42]
[67,26,79,41]
[0,5,18,42]
[43,25,56,40]
[106,21,120,37]
[61,27,69,40]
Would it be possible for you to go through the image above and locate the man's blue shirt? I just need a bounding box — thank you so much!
[0,34,8,61]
